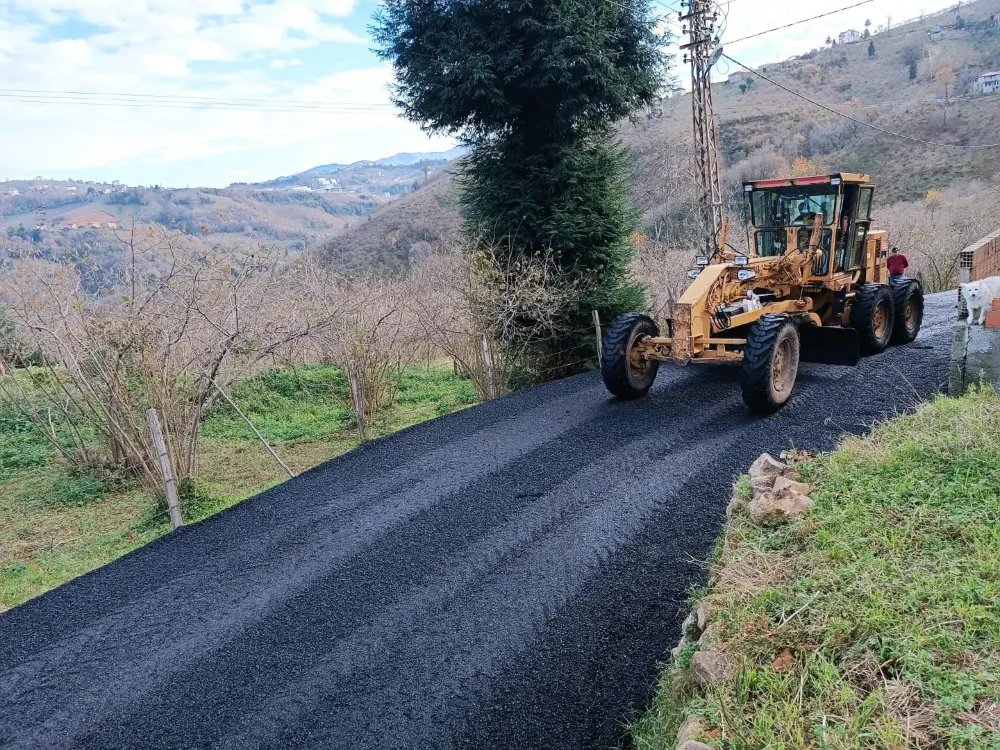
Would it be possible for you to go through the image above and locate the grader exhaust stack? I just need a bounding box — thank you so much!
[601,173,924,412]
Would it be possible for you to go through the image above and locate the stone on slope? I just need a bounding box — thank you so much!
[773,475,812,496]
[749,453,786,481]
[690,650,733,686]
[748,489,814,525]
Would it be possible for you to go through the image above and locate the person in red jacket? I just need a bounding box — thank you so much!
[887,247,909,281]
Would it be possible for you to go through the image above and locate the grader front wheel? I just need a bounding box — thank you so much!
[601,313,660,400]
[741,314,801,414]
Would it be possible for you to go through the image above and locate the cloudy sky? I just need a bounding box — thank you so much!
[0,0,955,188]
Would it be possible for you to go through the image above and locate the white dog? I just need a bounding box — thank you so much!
[961,277,1000,325]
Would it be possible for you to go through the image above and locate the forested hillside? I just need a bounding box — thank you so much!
[321,0,1000,280]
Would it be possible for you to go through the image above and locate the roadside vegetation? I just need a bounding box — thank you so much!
[0,362,475,612]
[634,388,1000,749]
[373,0,669,373]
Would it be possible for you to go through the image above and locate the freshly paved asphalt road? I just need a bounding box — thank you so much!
[0,294,955,750]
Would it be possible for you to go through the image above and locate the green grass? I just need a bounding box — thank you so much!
[634,389,1000,749]
[0,363,477,612]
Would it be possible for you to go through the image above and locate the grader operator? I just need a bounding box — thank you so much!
[601,173,924,412]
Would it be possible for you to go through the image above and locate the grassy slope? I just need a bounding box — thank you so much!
[0,364,476,612]
[634,390,1000,749]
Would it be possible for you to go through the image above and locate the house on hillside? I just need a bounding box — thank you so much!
[6,189,19,196]
[59,211,117,230]
[838,29,861,45]
[728,71,750,85]
[977,71,1000,95]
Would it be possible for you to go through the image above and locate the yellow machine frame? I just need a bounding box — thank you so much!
[637,173,889,366]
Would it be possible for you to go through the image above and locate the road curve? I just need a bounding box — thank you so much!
[0,294,955,750]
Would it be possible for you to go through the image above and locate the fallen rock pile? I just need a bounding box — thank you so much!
[671,451,817,748]
[733,452,814,526]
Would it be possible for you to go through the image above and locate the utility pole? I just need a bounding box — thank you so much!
[681,0,724,260]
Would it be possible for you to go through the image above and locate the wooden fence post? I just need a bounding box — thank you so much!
[146,408,183,530]
[592,310,603,367]
[347,359,366,442]
[481,334,496,400]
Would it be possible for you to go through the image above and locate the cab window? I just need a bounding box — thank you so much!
[856,188,874,221]
[750,187,838,229]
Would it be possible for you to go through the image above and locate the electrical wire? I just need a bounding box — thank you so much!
[0,88,395,108]
[721,52,1000,149]
[723,0,875,46]
[0,95,394,115]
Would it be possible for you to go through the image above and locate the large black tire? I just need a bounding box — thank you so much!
[601,313,660,400]
[851,284,895,355]
[741,314,801,414]
[890,279,924,345]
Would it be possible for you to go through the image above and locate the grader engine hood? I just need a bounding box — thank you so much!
[663,261,861,368]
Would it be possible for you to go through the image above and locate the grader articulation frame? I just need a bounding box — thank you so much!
[602,173,924,412]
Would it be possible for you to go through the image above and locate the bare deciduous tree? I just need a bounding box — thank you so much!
[0,224,336,497]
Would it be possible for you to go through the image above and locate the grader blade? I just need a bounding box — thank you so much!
[799,326,861,367]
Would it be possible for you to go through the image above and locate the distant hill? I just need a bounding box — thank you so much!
[375,146,467,166]
[0,144,471,284]
[319,170,463,274]
[319,0,1000,271]
[253,147,466,189]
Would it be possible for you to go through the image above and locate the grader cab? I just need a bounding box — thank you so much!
[602,173,924,412]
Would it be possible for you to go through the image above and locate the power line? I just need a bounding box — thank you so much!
[0,87,395,109]
[721,52,1000,149]
[0,96,394,115]
[724,0,875,46]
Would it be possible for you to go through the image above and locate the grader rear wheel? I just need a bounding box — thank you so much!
[890,279,924,345]
[601,313,660,400]
[851,284,895,354]
[741,314,801,414]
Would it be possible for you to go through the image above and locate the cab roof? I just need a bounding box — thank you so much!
[745,173,872,190]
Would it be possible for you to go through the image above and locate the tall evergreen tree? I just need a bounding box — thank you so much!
[373,0,667,376]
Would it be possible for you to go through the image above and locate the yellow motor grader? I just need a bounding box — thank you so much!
[602,173,924,412]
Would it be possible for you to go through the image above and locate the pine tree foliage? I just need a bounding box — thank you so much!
[373,0,667,375]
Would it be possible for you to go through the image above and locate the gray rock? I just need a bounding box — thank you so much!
[696,599,711,632]
[774,475,812,496]
[748,489,814,525]
[698,621,724,652]
[676,714,707,746]
[751,474,777,496]
[690,650,733,686]
[748,452,786,481]
[681,610,700,640]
